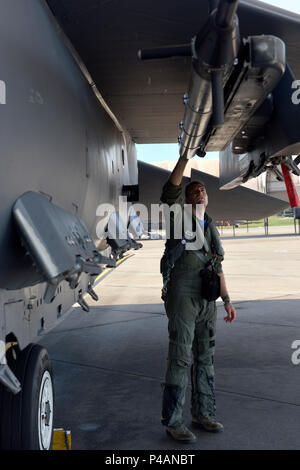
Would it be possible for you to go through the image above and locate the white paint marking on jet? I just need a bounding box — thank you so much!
[292,80,300,105]
[0,80,6,104]
[0,340,6,364]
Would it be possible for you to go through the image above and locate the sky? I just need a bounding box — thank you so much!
[136,0,300,163]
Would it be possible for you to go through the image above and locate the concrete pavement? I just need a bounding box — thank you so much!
[38,232,300,450]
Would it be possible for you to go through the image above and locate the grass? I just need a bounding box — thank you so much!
[219,216,295,229]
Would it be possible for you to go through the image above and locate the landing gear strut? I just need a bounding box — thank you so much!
[281,162,300,209]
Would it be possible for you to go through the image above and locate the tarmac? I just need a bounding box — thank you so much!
[38,228,300,450]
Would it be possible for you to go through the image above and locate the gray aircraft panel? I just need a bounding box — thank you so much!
[0,0,136,289]
[0,0,138,367]
[138,161,289,222]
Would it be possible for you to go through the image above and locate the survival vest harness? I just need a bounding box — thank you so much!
[160,222,224,302]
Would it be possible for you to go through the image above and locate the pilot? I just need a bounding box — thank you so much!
[160,154,236,444]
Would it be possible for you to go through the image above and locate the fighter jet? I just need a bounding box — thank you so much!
[0,0,299,449]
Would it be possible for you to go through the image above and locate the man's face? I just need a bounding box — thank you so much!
[185,183,208,208]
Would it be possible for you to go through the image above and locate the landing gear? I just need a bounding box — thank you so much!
[281,162,300,208]
[0,343,54,450]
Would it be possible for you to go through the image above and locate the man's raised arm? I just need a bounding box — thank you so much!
[169,156,189,186]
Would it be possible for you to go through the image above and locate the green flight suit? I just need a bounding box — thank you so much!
[160,180,224,427]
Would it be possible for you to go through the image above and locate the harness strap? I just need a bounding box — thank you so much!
[192,250,210,265]
[209,223,224,257]
[161,220,224,300]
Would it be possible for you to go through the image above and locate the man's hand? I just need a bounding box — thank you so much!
[218,272,236,323]
[224,302,236,323]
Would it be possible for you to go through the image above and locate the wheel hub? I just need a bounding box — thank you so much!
[38,371,54,450]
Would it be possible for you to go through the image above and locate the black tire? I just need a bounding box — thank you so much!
[0,343,54,450]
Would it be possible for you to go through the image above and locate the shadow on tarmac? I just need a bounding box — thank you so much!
[38,297,300,450]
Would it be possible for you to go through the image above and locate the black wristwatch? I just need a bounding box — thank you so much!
[222,295,231,305]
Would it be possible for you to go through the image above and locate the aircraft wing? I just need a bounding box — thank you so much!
[138,161,289,222]
[46,0,300,145]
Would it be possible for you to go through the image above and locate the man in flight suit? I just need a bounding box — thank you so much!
[160,155,236,444]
